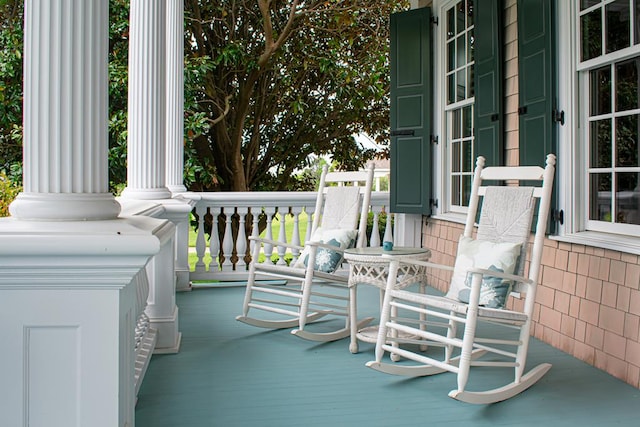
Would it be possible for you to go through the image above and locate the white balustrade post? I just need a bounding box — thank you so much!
[222,207,234,270]
[195,205,206,272]
[165,0,187,194]
[291,207,303,262]
[370,209,381,247]
[250,208,261,264]
[236,208,248,270]
[264,207,276,262]
[277,207,288,265]
[209,207,221,271]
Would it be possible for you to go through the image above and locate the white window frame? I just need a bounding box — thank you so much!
[555,0,640,253]
[431,0,474,224]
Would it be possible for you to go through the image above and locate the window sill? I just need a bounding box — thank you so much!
[428,212,468,225]
[551,231,640,256]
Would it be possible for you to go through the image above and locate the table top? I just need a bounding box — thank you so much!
[344,246,430,259]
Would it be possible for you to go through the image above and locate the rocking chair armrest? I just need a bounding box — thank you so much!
[303,240,349,252]
[248,236,305,251]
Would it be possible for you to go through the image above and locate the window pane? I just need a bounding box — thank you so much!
[635,1,640,45]
[457,69,466,102]
[616,172,640,224]
[606,0,630,53]
[462,141,473,172]
[582,9,602,61]
[581,0,601,11]
[591,119,612,168]
[457,34,466,68]
[616,58,639,112]
[467,0,474,28]
[616,115,639,167]
[462,175,472,206]
[590,173,612,221]
[467,29,474,63]
[447,7,455,38]
[448,74,456,104]
[463,105,472,137]
[590,66,611,115]
[452,176,461,206]
[452,142,461,173]
[456,1,465,35]
[452,109,461,139]
[448,41,455,71]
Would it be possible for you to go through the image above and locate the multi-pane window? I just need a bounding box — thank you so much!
[445,0,474,210]
[580,0,640,231]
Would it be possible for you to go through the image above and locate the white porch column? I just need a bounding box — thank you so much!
[121,0,171,200]
[0,1,165,426]
[166,0,187,194]
[8,0,120,221]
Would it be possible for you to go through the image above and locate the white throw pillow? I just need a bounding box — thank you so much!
[293,228,358,273]
[445,236,521,308]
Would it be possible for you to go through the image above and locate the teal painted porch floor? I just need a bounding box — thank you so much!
[135,284,640,427]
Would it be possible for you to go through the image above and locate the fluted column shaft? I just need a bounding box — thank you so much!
[122,0,171,200]
[165,0,186,194]
[9,0,120,220]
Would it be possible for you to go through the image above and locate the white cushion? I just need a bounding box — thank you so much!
[445,236,521,309]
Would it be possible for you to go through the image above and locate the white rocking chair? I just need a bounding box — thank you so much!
[237,165,375,343]
[366,154,556,404]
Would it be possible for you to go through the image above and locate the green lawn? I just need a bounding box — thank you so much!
[188,212,309,270]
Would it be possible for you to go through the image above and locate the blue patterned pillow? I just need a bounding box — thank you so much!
[294,228,358,273]
[446,236,521,309]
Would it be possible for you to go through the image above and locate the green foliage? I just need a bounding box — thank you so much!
[184,0,410,191]
[0,0,23,187]
[0,171,20,217]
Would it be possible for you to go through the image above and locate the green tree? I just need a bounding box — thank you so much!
[0,0,23,185]
[184,0,405,191]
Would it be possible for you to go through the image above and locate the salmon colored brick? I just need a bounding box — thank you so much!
[555,249,568,270]
[540,305,562,331]
[541,246,556,267]
[627,340,640,368]
[598,258,611,281]
[601,281,618,308]
[609,259,627,285]
[580,299,600,325]
[577,253,590,275]
[585,277,603,303]
[571,243,586,254]
[561,313,576,337]
[621,252,638,264]
[603,330,627,359]
[542,266,563,290]
[585,246,595,255]
[554,290,571,314]
[624,313,639,340]
[617,286,631,311]
[593,247,606,257]
[567,252,578,273]
[562,271,577,295]
[575,319,587,341]
[536,285,555,308]
[585,324,604,349]
[559,336,576,355]
[569,295,581,318]
[604,249,621,260]
[600,305,625,335]
[588,255,601,279]
[625,263,640,289]
[576,274,588,298]
[597,352,628,382]
[628,364,640,388]
[631,290,640,316]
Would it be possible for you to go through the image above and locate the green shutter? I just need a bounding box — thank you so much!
[517,0,557,166]
[517,0,558,232]
[474,0,503,168]
[389,8,433,215]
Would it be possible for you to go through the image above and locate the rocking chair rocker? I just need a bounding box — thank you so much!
[366,154,556,404]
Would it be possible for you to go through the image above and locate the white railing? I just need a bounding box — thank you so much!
[184,191,392,282]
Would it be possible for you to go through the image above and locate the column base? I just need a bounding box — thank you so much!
[9,192,121,221]
[148,306,181,353]
[121,187,172,200]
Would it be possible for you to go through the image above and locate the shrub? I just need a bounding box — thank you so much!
[0,171,21,217]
